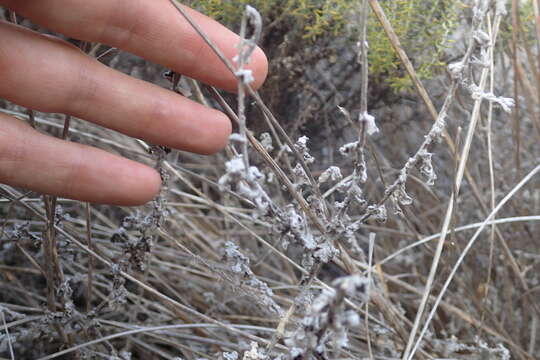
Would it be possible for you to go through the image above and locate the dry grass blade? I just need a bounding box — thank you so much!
[403,8,504,359]
[410,163,540,360]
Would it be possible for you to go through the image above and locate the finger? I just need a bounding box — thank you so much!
[1,0,268,92]
[0,113,161,206]
[0,22,231,155]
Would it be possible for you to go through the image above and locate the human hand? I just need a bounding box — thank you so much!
[0,0,267,206]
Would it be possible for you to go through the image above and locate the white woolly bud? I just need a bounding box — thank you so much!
[318,166,343,184]
[229,133,246,143]
[359,111,379,135]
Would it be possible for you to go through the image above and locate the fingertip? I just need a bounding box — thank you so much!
[91,160,162,206]
[222,46,268,92]
[249,46,268,90]
[195,110,232,155]
[122,163,162,206]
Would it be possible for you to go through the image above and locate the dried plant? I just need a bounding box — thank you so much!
[1,1,540,359]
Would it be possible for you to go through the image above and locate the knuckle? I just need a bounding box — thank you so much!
[0,117,29,184]
[65,61,101,119]
[59,150,85,198]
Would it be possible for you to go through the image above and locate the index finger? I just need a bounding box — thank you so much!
[0,0,267,92]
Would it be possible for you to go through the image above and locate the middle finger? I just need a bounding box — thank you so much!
[0,21,231,154]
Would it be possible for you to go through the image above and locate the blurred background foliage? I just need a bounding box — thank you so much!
[186,0,460,93]
[184,0,464,158]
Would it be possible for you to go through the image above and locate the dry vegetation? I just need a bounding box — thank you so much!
[1,0,540,359]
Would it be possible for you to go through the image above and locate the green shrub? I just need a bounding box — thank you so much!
[367,0,459,92]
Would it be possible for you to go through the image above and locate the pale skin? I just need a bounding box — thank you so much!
[0,0,268,206]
